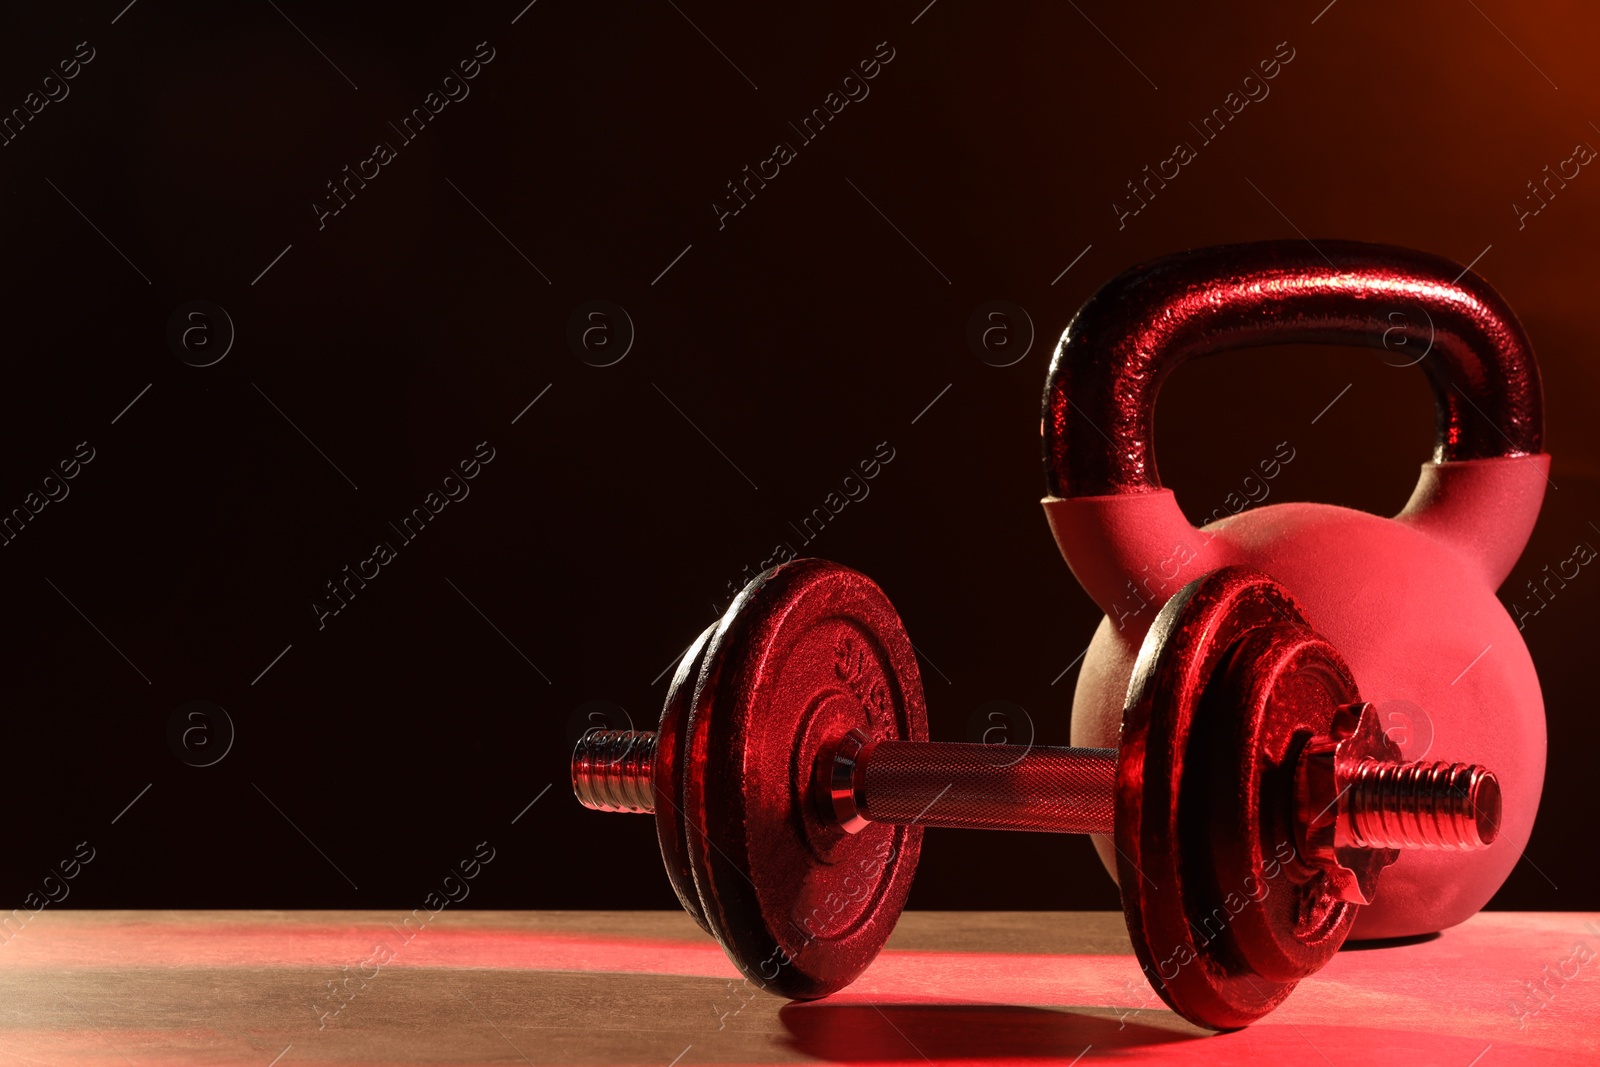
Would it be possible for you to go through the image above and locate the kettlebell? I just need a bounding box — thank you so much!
[1042,240,1548,939]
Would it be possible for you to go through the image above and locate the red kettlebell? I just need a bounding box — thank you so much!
[1042,240,1548,939]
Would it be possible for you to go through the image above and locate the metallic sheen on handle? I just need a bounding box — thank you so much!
[1042,240,1544,497]
[827,733,1117,835]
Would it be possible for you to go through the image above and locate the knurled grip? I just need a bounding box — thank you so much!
[855,740,1117,834]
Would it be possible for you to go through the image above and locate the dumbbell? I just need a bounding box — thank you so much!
[572,558,1501,1030]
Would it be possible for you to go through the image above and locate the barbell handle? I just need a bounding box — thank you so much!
[825,733,1118,836]
[573,729,1496,852]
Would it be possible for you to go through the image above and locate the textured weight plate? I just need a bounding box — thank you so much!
[653,622,718,934]
[682,559,926,999]
[1117,566,1364,1030]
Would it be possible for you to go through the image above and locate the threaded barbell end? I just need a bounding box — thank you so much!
[1345,759,1500,851]
[572,729,658,813]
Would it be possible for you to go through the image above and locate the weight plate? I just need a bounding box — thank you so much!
[653,622,718,934]
[683,559,926,999]
[1117,566,1363,1030]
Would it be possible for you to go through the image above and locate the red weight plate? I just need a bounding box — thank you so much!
[1116,566,1363,1030]
[682,559,926,999]
[653,623,717,934]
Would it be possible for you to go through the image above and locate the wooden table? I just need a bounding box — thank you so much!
[1,910,1594,1065]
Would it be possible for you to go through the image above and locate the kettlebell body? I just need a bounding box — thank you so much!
[1042,241,1548,939]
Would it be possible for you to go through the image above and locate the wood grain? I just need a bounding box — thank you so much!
[0,910,1593,1064]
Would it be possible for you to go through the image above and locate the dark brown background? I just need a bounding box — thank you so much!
[0,1,1593,913]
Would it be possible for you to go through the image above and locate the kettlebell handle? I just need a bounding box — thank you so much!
[1042,240,1544,498]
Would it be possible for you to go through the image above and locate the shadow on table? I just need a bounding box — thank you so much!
[1339,931,1441,952]
[778,1002,1197,1060]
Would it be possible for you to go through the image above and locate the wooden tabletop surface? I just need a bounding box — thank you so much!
[0,909,1594,1065]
